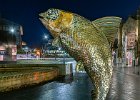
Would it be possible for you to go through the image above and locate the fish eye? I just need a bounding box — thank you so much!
[46,9,59,20]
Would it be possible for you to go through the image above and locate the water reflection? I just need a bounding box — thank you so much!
[0,73,93,100]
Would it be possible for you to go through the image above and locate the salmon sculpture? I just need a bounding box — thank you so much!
[39,8,121,100]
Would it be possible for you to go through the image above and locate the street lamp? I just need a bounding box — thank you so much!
[42,34,49,58]
[9,27,16,44]
[10,27,15,33]
[44,35,47,39]
[43,34,48,40]
[43,34,48,49]
[24,47,29,59]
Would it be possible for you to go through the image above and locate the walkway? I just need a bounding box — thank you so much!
[107,66,140,100]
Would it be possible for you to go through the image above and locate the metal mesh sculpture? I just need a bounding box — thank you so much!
[39,8,121,100]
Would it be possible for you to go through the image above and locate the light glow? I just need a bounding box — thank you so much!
[10,27,15,33]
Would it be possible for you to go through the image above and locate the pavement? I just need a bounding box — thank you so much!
[0,66,140,100]
[106,66,140,100]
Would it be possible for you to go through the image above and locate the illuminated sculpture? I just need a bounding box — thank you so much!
[39,8,121,100]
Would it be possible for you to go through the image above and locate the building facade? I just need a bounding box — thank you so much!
[0,18,23,61]
[116,7,140,67]
[122,17,137,66]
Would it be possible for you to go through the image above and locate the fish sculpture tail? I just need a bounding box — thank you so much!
[80,46,112,100]
[89,66,112,100]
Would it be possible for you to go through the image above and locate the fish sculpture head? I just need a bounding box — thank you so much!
[39,8,78,53]
[39,8,73,38]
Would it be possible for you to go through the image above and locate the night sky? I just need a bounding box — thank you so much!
[0,0,140,48]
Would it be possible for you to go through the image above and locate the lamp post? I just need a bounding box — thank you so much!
[43,34,48,50]
[44,35,48,39]
[10,28,15,33]
[24,47,29,59]
[42,34,48,58]
[8,27,15,61]
[9,27,15,43]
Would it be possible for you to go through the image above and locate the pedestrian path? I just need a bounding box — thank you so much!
[106,66,140,100]
[114,66,140,76]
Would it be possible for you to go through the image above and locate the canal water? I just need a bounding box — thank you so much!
[0,72,93,100]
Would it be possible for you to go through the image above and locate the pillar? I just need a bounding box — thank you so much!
[117,22,123,66]
[137,9,140,65]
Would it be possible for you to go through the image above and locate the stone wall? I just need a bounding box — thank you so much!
[0,68,59,92]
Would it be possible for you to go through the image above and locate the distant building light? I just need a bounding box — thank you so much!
[22,41,26,46]
[10,27,15,33]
